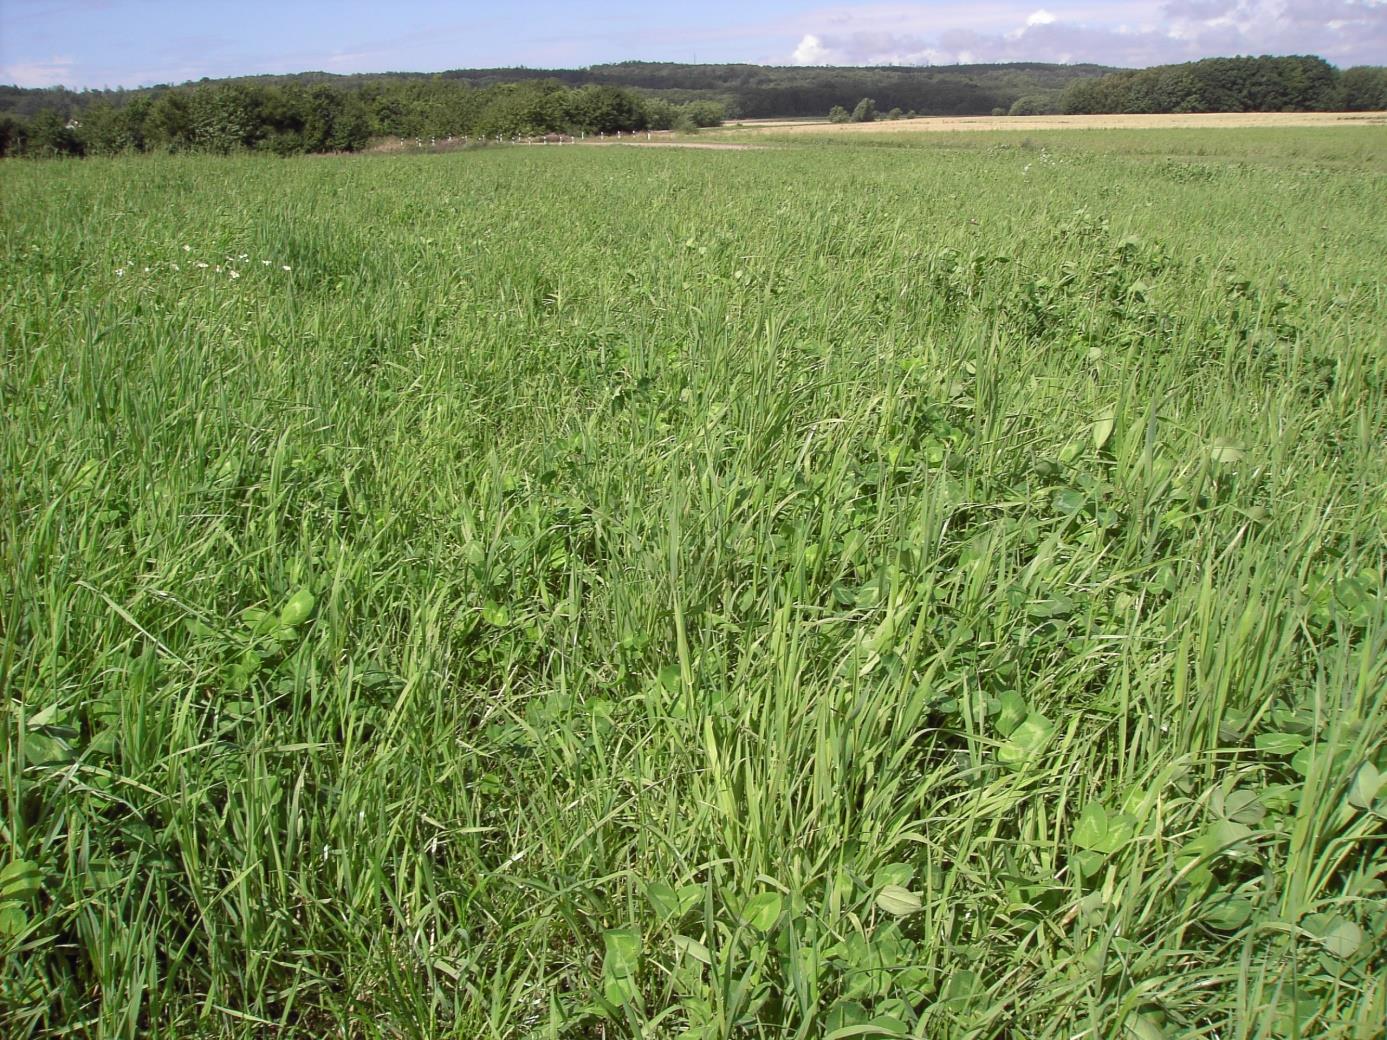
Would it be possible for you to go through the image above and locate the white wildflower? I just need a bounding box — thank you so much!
[115,268,125,276]
[261,260,270,266]
[196,262,209,269]
[229,269,240,279]
[282,265,291,272]
[183,244,191,252]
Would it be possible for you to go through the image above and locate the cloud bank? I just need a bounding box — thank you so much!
[786,1,1387,68]
[0,56,76,87]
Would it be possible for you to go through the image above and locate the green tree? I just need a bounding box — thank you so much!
[681,100,725,127]
[1341,67,1387,111]
[850,97,877,122]
[563,84,646,134]
[24,109,82,156]
[146,91,194,150]
[827,105,849,123]
[77,96,152,155]
[0,113,29,156]
[1008,94,1059,116]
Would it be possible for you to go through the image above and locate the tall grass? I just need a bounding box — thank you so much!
[2,135,1384,1038]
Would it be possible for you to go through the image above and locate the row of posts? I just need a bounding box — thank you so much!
[410,130,658,149]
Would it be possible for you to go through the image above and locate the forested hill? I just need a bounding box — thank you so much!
[1,60,1115,123]
[433,61,1119,117]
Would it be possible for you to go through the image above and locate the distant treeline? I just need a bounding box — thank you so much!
[1054,55,1387,115]
[0,79,724,158]
[428,60,1118,118]
[0,60,1117,157]
[5,55,1384,158]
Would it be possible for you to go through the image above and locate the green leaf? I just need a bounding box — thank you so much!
[0,861,41,901]
[875,885,922,916]
[601,928,641,996]
[939,969,984,1011]
[1202,893,1255,930]
[481,601,511,627]
[740,891,783,931]
[1071,802,1133,861]
[1053,489,1086,515]
[657,663,682,692]
[1348,762,1383,811]
[1209,442,1245,465]
[646,882,680,920]
[997,713,1055,769]
[25,704,62,729]
[1105,812,1137,851]
[872,862,913,889]
[241,606,276,635]
[1027,595,1075,620]
[21,730,74,766]
[1125,1013,1168,1040]
[1219,789,1266,826]
[278,588,316,627]
[1092,408,1116,451]
[0,905,29,936]
[1073,802,1109,852]
[1179,820,1254,865]
[1254,731,1306,756]
[865,1015,911,1038]
[1304,914,1364,960]
[602,972,639,1007]
[1074,850,1106,879]
[824,1001,870,1035]
[647,882,701,922]
[994,691,1028,737]
[672,934,711,965]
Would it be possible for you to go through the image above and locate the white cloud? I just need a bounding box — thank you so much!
[784,1,1387,67]
[0,56,76,87]
[792,33,833,64]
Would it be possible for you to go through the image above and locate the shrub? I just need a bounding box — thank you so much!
[849,98,877,123]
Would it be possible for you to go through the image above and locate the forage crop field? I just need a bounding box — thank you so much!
[2,130,1386,1039]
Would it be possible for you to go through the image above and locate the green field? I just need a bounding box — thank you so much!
[2,129,1385,1038]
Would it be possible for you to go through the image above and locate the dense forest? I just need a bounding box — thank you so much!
[430,60,1118,117]
[1057,55,1387,115]
[2,55,1384,158]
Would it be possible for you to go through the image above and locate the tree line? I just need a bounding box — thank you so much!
[5,55,1384,158]
[1054,55,1386,115]
[0,78,725,158]
[1,60,1118,157]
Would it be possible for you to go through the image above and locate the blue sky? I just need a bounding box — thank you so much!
[3,1,1385,89]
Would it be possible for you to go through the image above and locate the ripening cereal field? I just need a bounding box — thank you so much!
[2,128,1385,1039]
